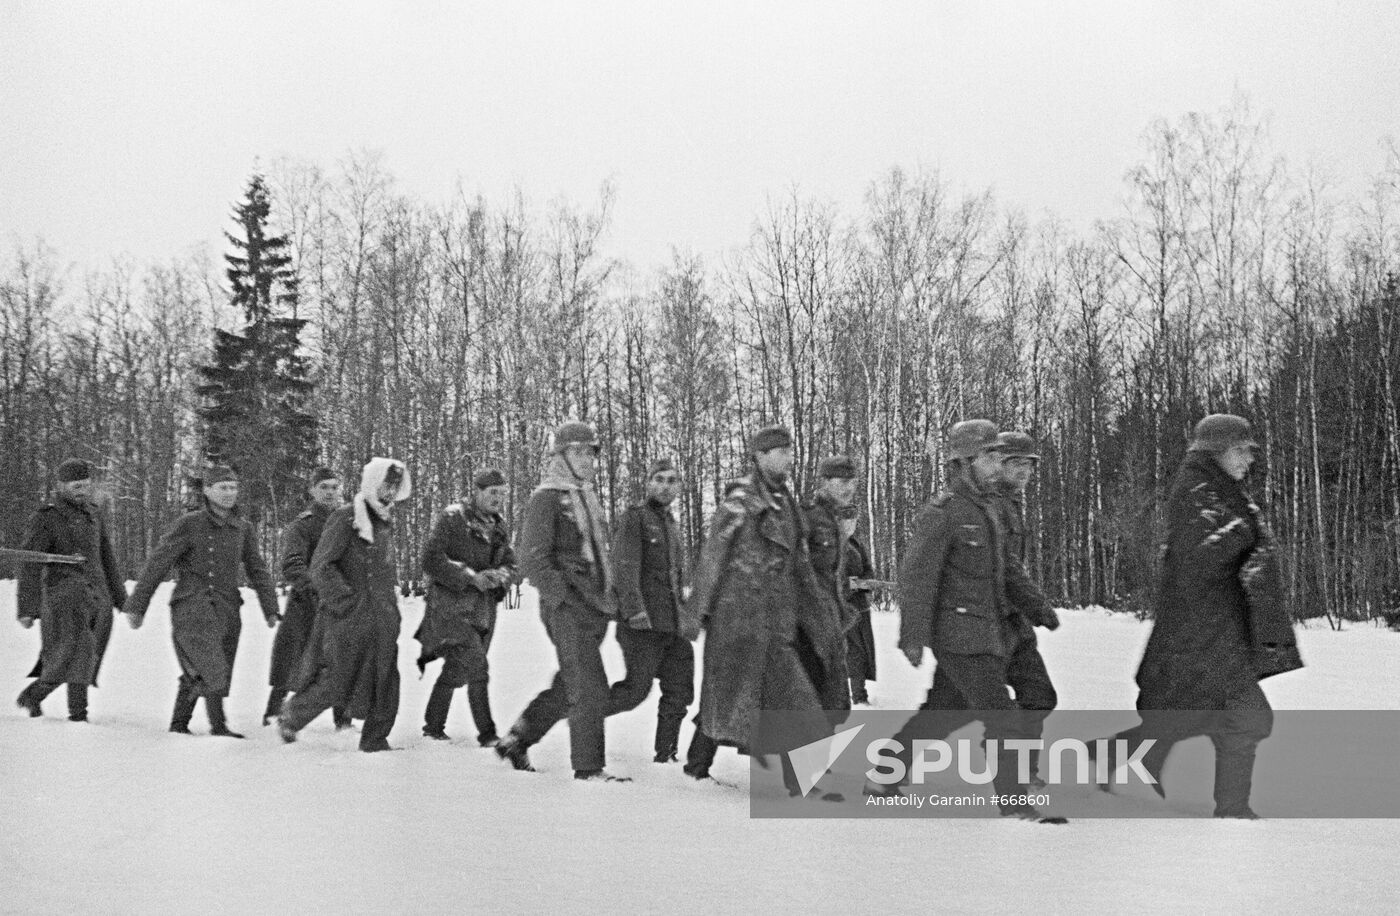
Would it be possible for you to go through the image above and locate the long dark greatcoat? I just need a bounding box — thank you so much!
[415,502,517,665]
[1136,451,1303,709]
[801,492,852,711]
[268,503,334,690]
[292,507,403,722]
[18,495,127,686]
[692,471,841,747]
[125,507,279,697]
[842,535,877,682]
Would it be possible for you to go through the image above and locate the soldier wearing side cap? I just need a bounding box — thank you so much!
[990,431,1060,786]
[124,466,280,738]
[264,466,346,727]
[416,467,519,747]
[870,420,1066,823]
[15,459,128,723]
[801,455,860,714]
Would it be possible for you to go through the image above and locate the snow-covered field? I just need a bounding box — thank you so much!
[4,583,1399,915]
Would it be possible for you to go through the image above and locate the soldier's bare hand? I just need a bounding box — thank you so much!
[903,646,923,667]
[18,616,34,630]
[266,615,280,629]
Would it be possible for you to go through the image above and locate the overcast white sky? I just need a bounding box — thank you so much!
[3,1,1398,274]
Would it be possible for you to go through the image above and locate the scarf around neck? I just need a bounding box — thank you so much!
[536,452,611,594]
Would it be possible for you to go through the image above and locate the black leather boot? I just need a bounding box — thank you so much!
[423,684,453,740]
[206,696,245,738]
[169,681,198,734]
[67,684,89,722]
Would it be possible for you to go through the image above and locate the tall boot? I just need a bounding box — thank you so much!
[66,684,90,722]
[654,713,684,763]
[205,696,245,738]
[467,681,497,746]
[17,680,59,717]
[332,706,354,730]
[423,684,454,740]
[263,688,287,726]
[1213,744,1260,818]
[169,681,198,734]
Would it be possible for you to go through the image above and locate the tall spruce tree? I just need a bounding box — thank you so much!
[196,174,318,528]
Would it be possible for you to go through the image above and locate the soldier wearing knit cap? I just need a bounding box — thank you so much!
[416,466,518,746]
[15,458,127,722]
[604,457,698,762]
[125,465,280,738]
[263,466,347,726]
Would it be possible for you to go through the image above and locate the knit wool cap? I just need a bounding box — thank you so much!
[817,455,857,479]
[56,459,92,483]
[474,468,507,489]
[749,425,793,454]
[647,458,678,478]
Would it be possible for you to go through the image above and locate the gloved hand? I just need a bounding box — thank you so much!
[125,612,144,630]
[626,611,651,630]
[19,616,35,630]
[265,614,281,629]
[1039,608,1061,631]
[902,646,923,667]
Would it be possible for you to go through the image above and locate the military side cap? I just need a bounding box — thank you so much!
[56,458,92,482]
[551,421,599,454]
[1188,414,1258,453]
[835,504,859,520]
[310,466,340,485]
[749,425,793,454]
[996,432,1040,460]
[946,420,1002,460]
[204,465,239,485]
[817,455,857,479]
[474,468,507,489]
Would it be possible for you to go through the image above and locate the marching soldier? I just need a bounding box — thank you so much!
[801,456,859,713]
[873,421,1065,822]
[495,422,625,781]
[15,459,127,721]
[264,466,346,726]
[416,468,518,746]
[605,459,699,763]
[683,426,840,798]
[840,506,880,706]
[124,466,280,738]
[992,430,1060,787]
[278,458,412,752]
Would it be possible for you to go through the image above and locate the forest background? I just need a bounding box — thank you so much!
[3,100,1398,623]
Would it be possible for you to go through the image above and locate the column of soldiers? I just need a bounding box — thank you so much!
[12,412,1296,821]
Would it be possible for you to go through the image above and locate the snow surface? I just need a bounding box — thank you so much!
[4,582,1399,915]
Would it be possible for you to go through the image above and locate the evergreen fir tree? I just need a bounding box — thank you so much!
[196,173,318,527]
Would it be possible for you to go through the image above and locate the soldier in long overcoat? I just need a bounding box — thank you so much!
[840,510,879,705]
[1101,415,1302,818]
[416,468,518,746]
[801,456,859,714]
[15,459,127,722]
[683,426,840,793]
[264,466,344,725]
[278,458,412,752]
[124,466,280,738]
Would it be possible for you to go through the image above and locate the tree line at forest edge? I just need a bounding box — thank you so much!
[2,98,1398,624]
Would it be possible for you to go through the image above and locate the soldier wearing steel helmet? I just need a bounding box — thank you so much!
[872,419,1067,823]
[495,421,627,781]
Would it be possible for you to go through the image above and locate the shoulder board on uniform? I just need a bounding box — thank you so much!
[927,492,956,510]
[297,509,315,520]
